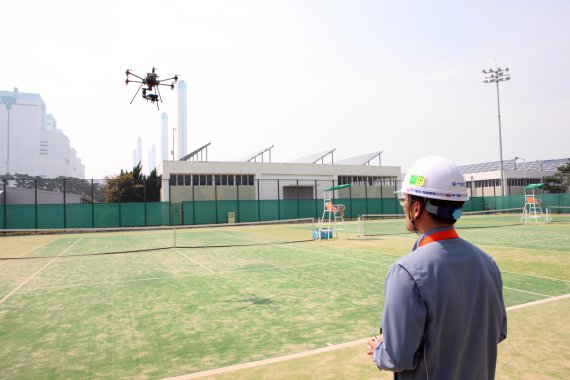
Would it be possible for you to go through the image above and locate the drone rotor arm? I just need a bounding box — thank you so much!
[157,82,176,87]
[126,72,144,81]
[158,76,179,83]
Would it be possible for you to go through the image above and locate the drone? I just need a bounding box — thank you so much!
[125,67,179,110]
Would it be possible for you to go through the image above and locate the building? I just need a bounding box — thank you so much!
[460,158,568,196]
[157,146,399,204]
[161,112,169,161]
[0,88,85,178]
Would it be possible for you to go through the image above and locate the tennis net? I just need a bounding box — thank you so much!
[0,218,315,260]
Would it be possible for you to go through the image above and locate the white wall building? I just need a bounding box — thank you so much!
[0,88,85,178]
[460,158,568,196]
[157,149,399,203]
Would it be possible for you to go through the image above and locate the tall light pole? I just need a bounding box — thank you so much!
[482,67,511,196]
[0,96,17,175]
[514,156,526,178]
[171,127,177,161]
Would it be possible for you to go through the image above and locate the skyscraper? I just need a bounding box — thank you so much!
[148,144,156,171]
[161,112,169,161]
[178,80,187,159]
[134,137,142,167]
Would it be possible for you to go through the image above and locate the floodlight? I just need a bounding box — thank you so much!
[481,65,512,196]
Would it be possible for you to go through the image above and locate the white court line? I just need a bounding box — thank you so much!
[157,238,215,274]
[503,286,553,298]
[477,242,569,255]
[0,239,56,268]
[0,238,82,305]
[162,293,570,380]
[506,293,570,311]
[172,248,215,274]
[502,270,570,284]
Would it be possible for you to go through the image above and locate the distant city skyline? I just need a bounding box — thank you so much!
[0,88,85,178]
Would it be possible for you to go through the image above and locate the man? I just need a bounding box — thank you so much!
[368,155,507,379]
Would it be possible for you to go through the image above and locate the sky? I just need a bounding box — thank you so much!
[1,0,569,179]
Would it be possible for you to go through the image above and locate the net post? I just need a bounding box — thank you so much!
[173,225,177,248]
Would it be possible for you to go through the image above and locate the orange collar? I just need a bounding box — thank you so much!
[418,229,459,248]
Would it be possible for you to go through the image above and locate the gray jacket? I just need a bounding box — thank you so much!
[373,227,507,380]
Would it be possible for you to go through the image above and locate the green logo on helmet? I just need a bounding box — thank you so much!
[409,175,426,186]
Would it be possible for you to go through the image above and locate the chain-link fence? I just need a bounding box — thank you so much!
[1,177,569,229]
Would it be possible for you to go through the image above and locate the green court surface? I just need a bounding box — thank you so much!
[0,215,569,379]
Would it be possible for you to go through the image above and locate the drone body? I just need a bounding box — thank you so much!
[125,67,178,110]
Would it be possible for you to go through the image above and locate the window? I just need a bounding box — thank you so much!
[170,173,255,186]
[338,176,396,186]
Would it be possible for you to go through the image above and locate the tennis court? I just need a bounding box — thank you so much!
[1,214,569,379]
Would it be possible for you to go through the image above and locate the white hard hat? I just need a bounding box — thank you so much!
[398,156,469,202]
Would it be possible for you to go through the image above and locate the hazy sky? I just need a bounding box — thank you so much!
[2,0,569,179]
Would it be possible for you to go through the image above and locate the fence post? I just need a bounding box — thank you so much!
[34,179,38,229]
[214,177,218,224]
[144,179,148,227]
[91,179,95,228]
[236,181,240,223]
[63,179,67,228]
[257,179,261,222]
[349,180,353,219]
[380,181,384,216]
[394,181,398,212]
[297,179,300,219]
[192,180,196,225]
[277,179,281,220]
[2,179,6,229]
[365,181,369,215]
[314,180,318,219]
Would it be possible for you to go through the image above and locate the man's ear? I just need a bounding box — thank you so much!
[411,199,424,219]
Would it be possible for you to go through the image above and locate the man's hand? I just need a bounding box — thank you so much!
[367,334,384,355]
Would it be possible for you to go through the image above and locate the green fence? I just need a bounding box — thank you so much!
[2,194,570,230]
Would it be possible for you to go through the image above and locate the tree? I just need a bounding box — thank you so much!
[543,160,570,193]
[146,168,162,202]
[103,162,162,202]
